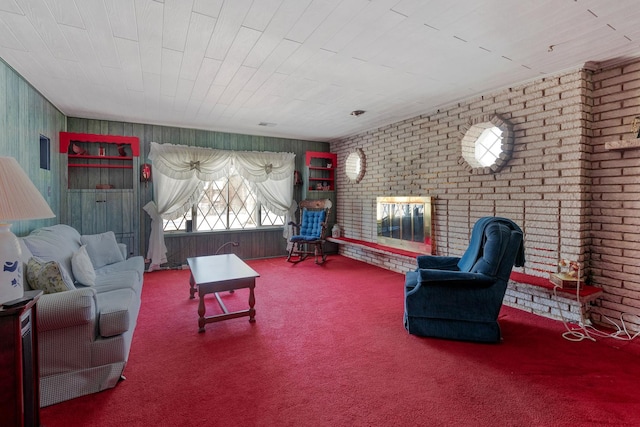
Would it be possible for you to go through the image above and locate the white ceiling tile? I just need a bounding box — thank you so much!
[173,77,195,112]
[243,39,300,92]
[243,0,283,32]
[285,0,342,43]
[16,0,75,60]
[221,88,253,118]
[212,26,261,86]
[0,13,25,49]
[160,47,182,97]
[242,72,289,108]
[75,0,120,68]
[192,0,223,19]
[105,0,138,41]
[191,57,221,101]
[321,0,402,53]
[218,65,256,104]
[0,0,21,14]
[43,0,83,28]
[179,11,216,81]
[114,37,144,92]
[205,0,252,60]
[341,9,406,61]
[0,12,58,59]
[135,0,163,74]
[162,0,193,51]
[143,70,161,101]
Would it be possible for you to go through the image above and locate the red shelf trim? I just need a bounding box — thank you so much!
[60,132,140,156]
[305,151,337,167]
[68,155,133,160]
[68,164,133,169]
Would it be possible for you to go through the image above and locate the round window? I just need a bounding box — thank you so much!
[460,115,513,173]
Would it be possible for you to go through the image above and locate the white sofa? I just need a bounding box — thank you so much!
[19,224,144,407]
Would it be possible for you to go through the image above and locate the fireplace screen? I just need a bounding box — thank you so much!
[376,196,433,254]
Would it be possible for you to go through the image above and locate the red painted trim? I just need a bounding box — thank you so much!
[509,271,602,297]
[329,237,424,258]
[331,237,603,297]
[60,132,140,156]
[305,151,337,167]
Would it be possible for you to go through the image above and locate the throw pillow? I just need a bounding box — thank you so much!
[26,257,76,294]
[71,245,96,286]
[80,231,125,269]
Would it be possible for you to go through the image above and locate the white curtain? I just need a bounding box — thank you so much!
[144,142,295,270]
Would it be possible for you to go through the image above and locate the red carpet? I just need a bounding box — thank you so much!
[41,255,640,426]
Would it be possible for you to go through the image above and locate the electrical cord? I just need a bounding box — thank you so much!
[551,262,640,342]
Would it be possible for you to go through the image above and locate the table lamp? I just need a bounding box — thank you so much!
[0,156,55,304]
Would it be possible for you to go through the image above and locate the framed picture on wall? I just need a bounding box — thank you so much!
[39,135,50,170]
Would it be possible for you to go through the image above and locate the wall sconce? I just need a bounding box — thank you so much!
[140,163,152,187]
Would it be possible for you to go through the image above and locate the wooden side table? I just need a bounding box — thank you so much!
[0,290,43,427]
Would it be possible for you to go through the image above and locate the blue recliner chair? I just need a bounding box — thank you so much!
[404,217,525,343]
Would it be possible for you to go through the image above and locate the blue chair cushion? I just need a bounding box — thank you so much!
[292,208,326,240]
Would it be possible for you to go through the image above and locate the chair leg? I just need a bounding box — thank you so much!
[314,242,326,264]
[287,242,306,264]
[287,242,297,263]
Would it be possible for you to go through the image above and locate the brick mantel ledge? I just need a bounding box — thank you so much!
[328,236,603,322]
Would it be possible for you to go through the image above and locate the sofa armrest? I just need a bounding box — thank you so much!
[37,288,97,332]
[97,289,136,337]
[416,255,460,270]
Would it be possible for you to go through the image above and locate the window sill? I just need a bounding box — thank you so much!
[163,226,284,237]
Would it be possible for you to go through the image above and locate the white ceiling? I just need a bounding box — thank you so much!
[1,0,640,142]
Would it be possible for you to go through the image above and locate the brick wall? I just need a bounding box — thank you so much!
[590,59,640,331]
[333,62,640,332]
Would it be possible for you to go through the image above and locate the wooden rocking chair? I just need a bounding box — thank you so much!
[287,199,332,264]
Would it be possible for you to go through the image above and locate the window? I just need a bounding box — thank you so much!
[475,126,503,167]
[163,167,285,232]
[460,115,514,173]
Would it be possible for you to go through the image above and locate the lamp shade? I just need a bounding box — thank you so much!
[0,156,55,221]
[0,156,55,304]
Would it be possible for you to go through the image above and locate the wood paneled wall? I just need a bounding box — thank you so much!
[0,59,65,236]
[66,117,329,261]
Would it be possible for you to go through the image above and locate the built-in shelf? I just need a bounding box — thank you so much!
[305,151,336,191]
[60,132,140,188]
[604,138,640,150]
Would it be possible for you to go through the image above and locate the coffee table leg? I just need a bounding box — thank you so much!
[248,284,256,323]
[189,273,196,299]
[198,293,206,333]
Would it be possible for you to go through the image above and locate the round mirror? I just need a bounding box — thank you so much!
[345,148,366,183]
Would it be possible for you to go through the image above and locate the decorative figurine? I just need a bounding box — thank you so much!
[117,144,127,157]
[72,143,88,155]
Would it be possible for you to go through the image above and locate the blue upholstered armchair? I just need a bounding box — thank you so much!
[404,217,525,343]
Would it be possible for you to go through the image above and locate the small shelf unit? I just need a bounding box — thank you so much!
[305,151,337,191]
[60,132,140,189]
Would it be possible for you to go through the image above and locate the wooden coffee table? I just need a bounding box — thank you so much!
[187,254,260,332]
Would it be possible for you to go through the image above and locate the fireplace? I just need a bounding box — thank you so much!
[376,196,433,254]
